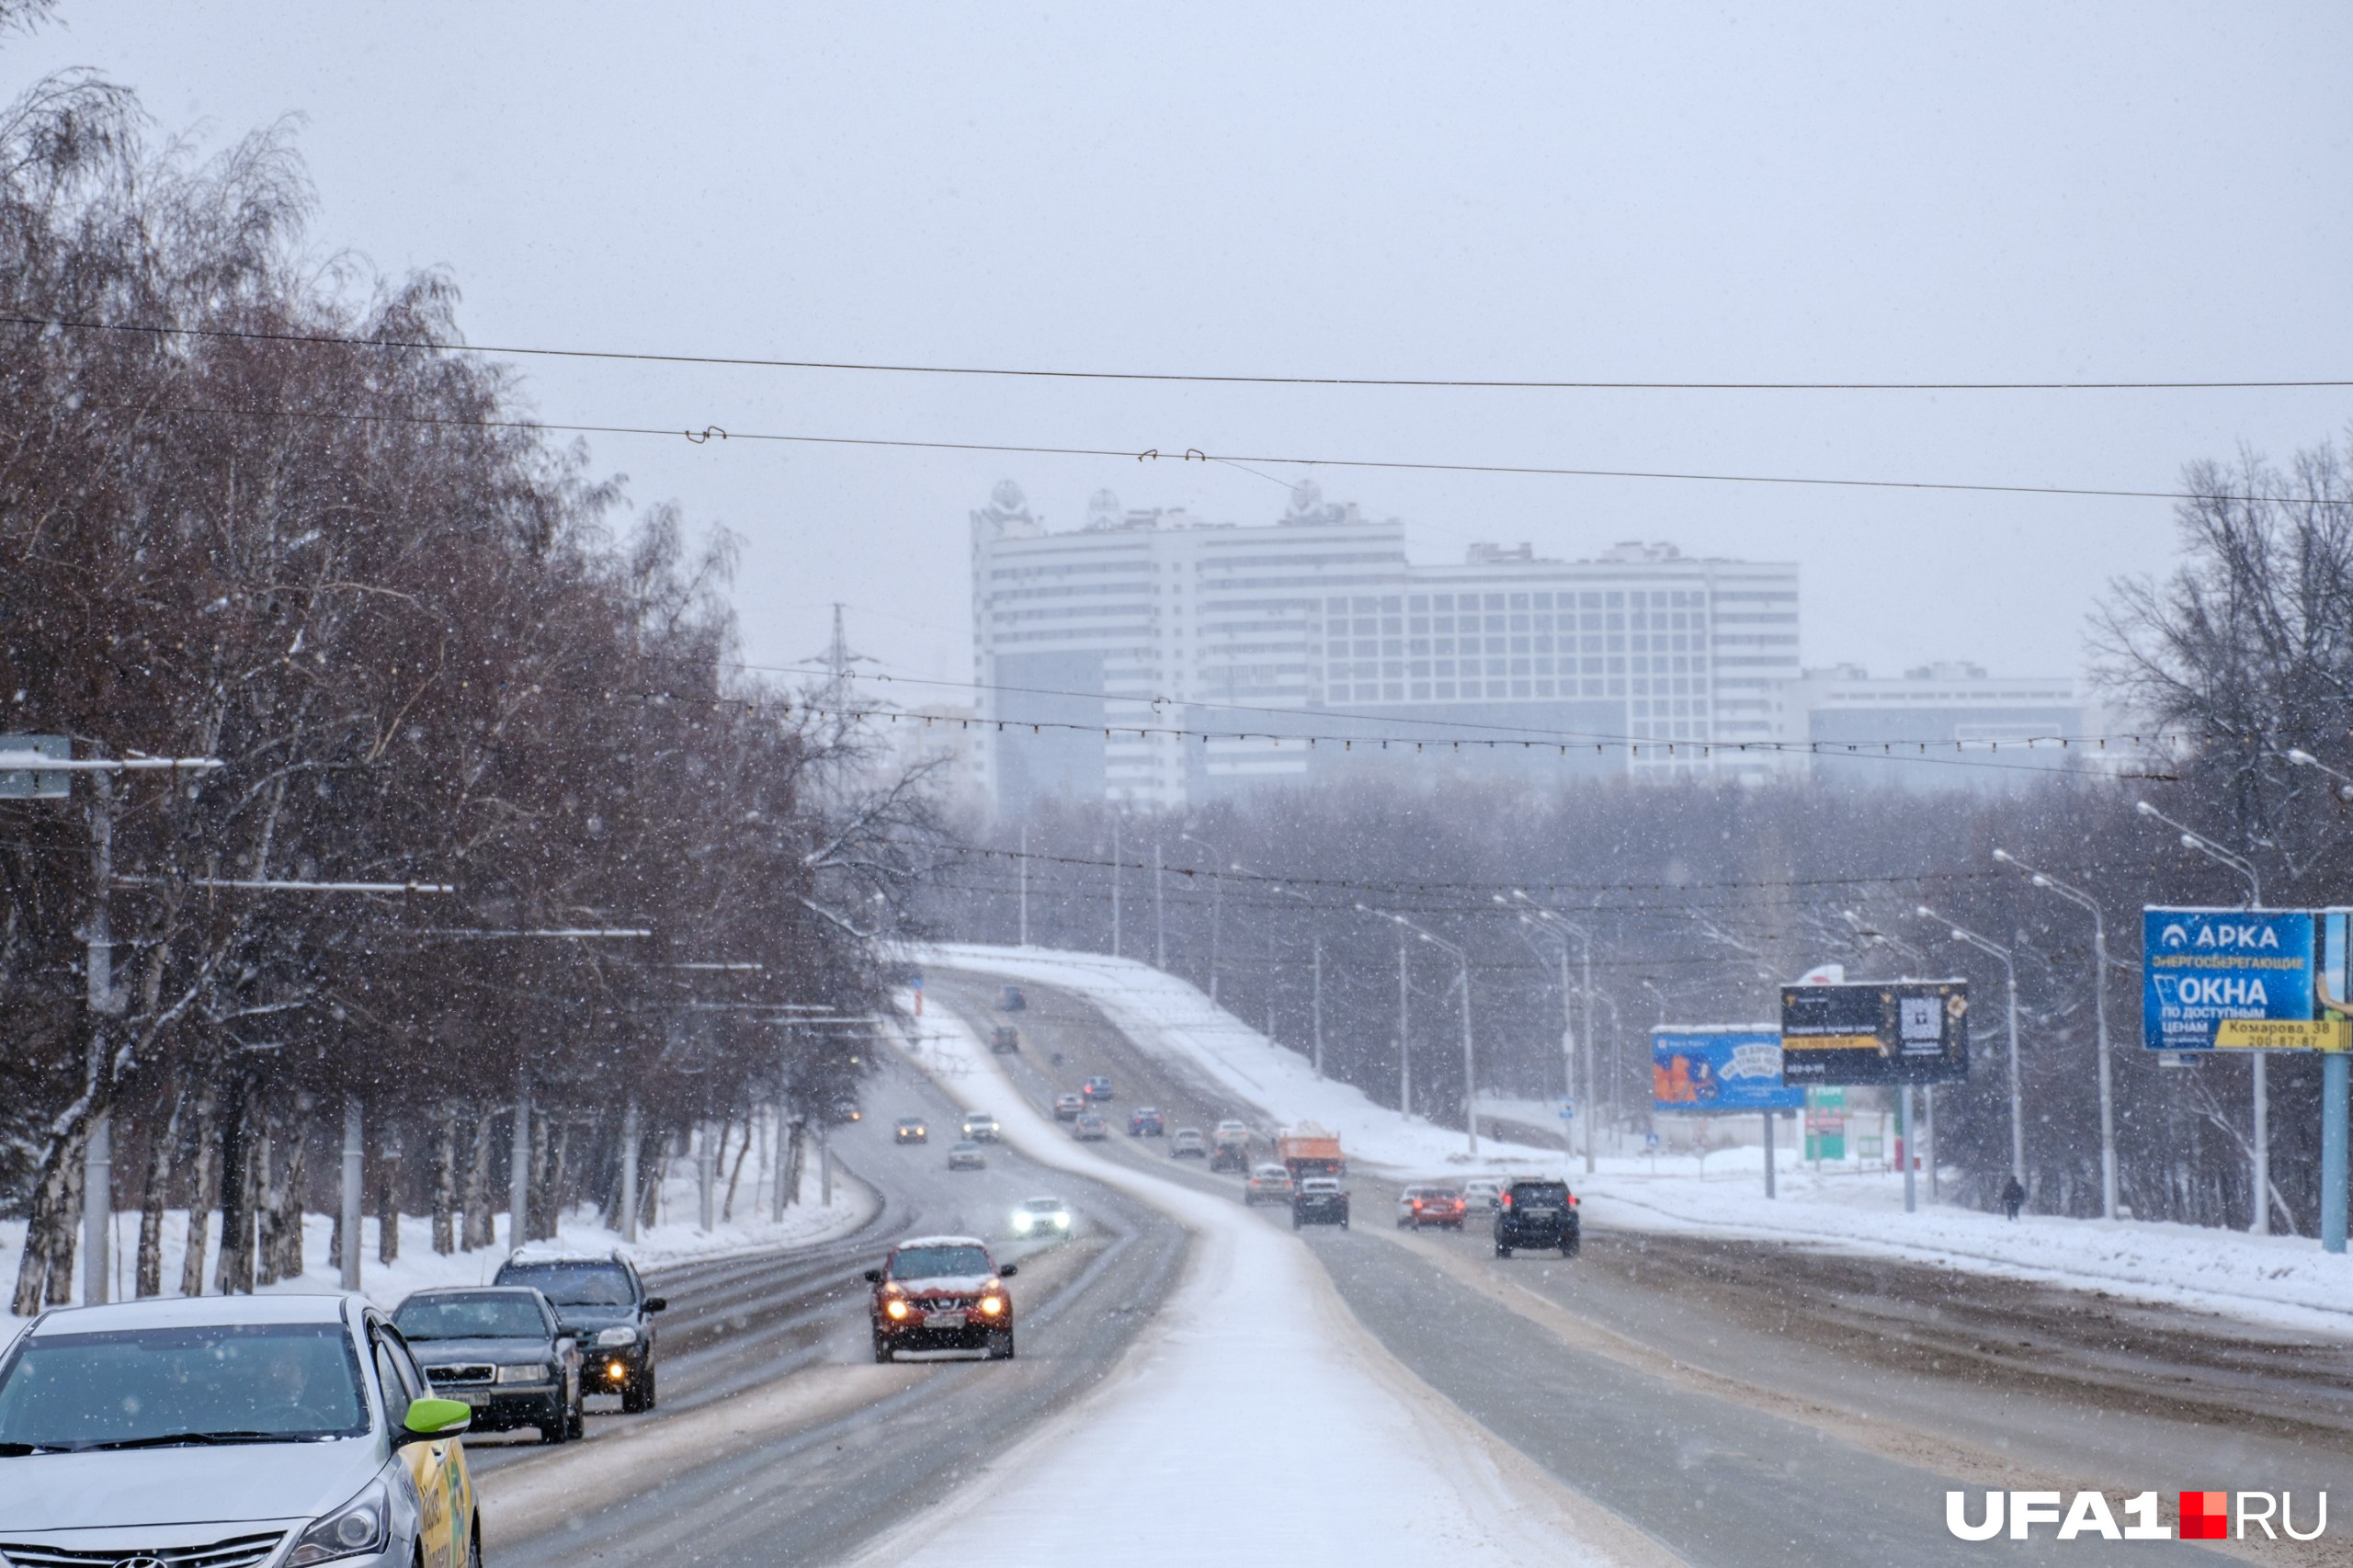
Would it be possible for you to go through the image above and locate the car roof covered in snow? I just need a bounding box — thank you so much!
[892,1233,989,1251]
[30,1292,357,1336]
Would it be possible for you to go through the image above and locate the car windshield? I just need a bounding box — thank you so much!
[0,1323,368,1450]
[1023,1199,1063,1212]
[892,1245,992,1279]
[395,1294,551,1339]
[495,1264,634,1307]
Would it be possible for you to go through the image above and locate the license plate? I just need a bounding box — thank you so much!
[1525,1207,1559,1218]
[925,1311,967,1328]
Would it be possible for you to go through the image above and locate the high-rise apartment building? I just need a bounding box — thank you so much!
[969,482,1801,814]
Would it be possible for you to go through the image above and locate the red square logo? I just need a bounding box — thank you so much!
[2180,1491,2228,1540]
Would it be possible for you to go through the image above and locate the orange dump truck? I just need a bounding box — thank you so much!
[1276,1124,1345,1180]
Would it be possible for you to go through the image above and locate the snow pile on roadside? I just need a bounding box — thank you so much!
[925,942,1567,1172]
[869,1002,1626,1568]
[926,943,2353,1336]
[1,1141,871,1324]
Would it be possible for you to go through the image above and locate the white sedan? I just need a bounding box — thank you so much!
[1009,1196,1073,1238]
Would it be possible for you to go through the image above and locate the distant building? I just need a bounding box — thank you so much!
[969,481,1802,814]
[1782,662,2090,789]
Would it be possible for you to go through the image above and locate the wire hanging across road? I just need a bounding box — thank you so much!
[10,313,2346,392]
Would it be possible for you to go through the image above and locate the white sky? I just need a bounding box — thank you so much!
[13,4,2351,696]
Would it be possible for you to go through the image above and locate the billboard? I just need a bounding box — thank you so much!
[1779,980,1970,1085]
[2142,908,2343,1051]
[1651,1027,1804,1113]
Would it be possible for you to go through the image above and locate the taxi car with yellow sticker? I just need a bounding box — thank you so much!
[0,1292,483,1568]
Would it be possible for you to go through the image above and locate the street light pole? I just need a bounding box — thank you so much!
[1357,903,1413,1114]
[1110,815,1122,960]
[1916,904,2025,1187]
[1996,849,2118,1220]
[1154,839,1166,970]
[1017,824,1029,948]
[2134,799,2271,1234]
[1503,892,1597,1175]
[1178,831,1222,1003]
[1369,906,1477,1157]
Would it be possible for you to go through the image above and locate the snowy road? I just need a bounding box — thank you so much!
[927,969,2284,1567]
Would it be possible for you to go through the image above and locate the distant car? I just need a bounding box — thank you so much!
[0,1294,482,1568]
[895,1117,929,1144]
[999,984,1028,1011]
[1244,1164,1295,1205]
[1170,1127,1208,1158]
[494,1245,667,1413]
[1210,1121,1253,1174]
[864,1234,1018,1361]
[1461,1178,1505,1212]
[1396,1186,1468,1231]
[990,1025,1020,1054]
[1072,1112,1109,1142]
[1083,1074,1114,1102]
[1053,1092,1086,1120]
[1292,1176,1350,1230]
[1128,1107,1165,1137]
[1009,1195,1073,1237]
[961,1111,1001,1142]
[948,1140,987,1171]
[1212,1119,1250,1143]
[1495,1177,1580,1258]
[834,1101,862,1123]
[394,1285,583,1442]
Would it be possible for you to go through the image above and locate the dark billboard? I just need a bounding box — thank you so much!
[1778,980,1970,1085]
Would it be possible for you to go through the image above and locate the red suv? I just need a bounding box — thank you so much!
[864,1235,1019,1361]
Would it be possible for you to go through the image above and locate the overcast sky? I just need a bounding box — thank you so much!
[14,4,2350,699]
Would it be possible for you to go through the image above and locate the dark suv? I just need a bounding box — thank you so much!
[1494,1178,1580,1258]
[494,1248,668,1411]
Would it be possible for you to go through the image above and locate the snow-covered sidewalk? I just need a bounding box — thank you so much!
[2,1132,874,1326]
[861,1000,1637,1568]
[926,943,2353,1339]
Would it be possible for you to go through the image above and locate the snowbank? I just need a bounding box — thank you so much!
[2,1130,873,1326]
[866,1000,1628,1568]
[926,944,2353,1338]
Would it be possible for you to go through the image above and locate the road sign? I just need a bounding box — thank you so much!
[1779,981,1970,1085]
[1555,1096,1575,1120]
[2142,908,2341,1051]
[0,735,69,799]
[1651,1026,1804,1112]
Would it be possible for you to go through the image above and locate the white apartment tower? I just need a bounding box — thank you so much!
[970,482,1801,814]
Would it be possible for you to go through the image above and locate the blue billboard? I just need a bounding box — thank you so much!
[1652,1028,1804,1112]
[2142,908,2320,1051]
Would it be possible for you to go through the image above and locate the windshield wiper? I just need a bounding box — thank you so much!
[85,1430,301,1451]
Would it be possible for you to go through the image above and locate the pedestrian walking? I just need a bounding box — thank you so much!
[2001,1174,2026,1221]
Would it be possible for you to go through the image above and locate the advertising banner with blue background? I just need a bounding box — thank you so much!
[1652,1028,1804,1112]
[2142,908,2329,1051]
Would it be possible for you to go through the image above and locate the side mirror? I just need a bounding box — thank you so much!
[397,1396,472,1446]
[555,1336,576,1355]
[997,1263,1018,1278]
[860,1269,882,1284]
[642,1296,667,1313]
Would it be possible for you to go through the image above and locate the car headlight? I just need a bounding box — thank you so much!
[604,1358,629,1381]
[495,1362,553,1383]
[1052,1213,1069,1229]
[596,1325,638,1346]
[287,1480,389,1566]
[885,1298,911,1320]
[1011,1212,1033,1232]
[978,1295,1005,1317]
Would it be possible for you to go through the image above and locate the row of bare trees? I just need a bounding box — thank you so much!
[936,431,2353,1233]
[0,68,947,1312]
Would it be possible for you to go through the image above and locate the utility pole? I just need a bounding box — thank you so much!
[1503,892,1597,1175]
[1110,815,1122,959]
[508,1069,532,1249]
[1997,850,2117,1220]
[620,1100,642,1242]
[1366,906,1476,1157]
[338,1096,364,1290]
[1154,839,1166,970]
[1311,933,1324,1077]
[1017,824,1029,947]
[81,770,120,1306]
[1918,905,2026,1189]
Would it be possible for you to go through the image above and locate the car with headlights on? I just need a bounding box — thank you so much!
[393,1286,582,1443]
[1128,1106,1164,1137]
[961,1110,1001,1142]
[1291,1176,1350,1230]
[0,1292,480,1568]
[1395,1186,1468,1231]
[1244,1164,1295,1205]
[1052,1092,1086,1120]
[492,1247,667,1414]
[1170,1127,1208,1159]
[894,1116,929,1145]
[1009,1195,1073,1239]
[865,1235,1019,1361]
[947,1139,987,1171]
[1072,1111,1108,1142]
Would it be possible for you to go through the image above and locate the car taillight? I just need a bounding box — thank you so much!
[1569,1195,1579,1206]
[1500,1193,1512,1208]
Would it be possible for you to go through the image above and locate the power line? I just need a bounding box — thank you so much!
[81,399,2342,508]
[12,314,2345,393]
